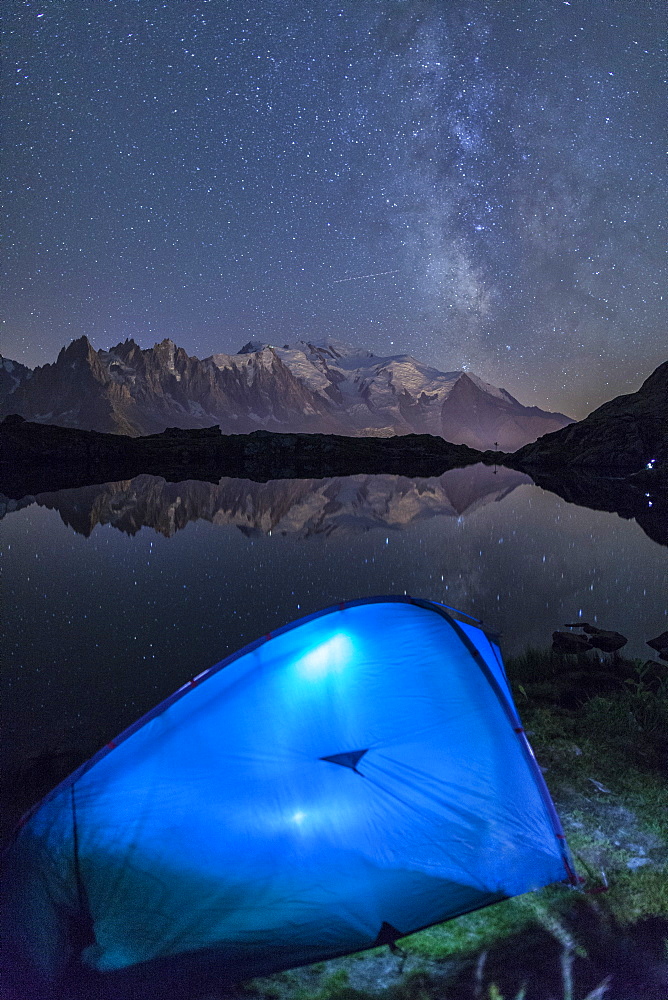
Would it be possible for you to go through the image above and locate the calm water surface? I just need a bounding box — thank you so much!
[2,464,666,831]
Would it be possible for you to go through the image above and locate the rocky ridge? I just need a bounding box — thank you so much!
[0,416,481,494]
[508,360,668,470]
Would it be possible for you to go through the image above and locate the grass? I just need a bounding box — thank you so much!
[236,646,668,1000]
[508,649,668,919]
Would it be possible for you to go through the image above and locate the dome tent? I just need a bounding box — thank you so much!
[2,597,576,993]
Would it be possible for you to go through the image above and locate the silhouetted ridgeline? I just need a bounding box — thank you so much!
[503,359,668,471]
[0,416,482,493]
[485,361,668,546]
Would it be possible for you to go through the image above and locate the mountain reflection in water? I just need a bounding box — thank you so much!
[2,463,665,546]
[6,464,531,539]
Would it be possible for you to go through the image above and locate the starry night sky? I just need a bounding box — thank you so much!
[4,0,666,417]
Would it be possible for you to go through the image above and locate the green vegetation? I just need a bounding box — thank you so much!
[237,647,667,999]
[508,649,668,930]
[509,647,668,771]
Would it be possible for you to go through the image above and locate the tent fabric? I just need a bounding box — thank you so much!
[1,597,576,988]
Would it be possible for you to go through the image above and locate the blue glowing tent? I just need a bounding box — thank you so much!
[2,597,576,992]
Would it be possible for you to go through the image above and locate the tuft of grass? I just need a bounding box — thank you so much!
[401,896,540,960]
[239,970,304,998]
[578,676,668,766]
[507,648,668,773]
[387,968,434,1000]
[291,968,376,1000]
[485,985,527,1000]
[321,970,349,989]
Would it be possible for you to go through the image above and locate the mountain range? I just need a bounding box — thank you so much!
[0,337,572,451]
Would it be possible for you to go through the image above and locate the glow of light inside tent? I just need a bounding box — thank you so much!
[292,811,307,825]
[295,633,353,680]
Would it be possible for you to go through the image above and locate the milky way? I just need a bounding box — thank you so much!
[4,0,665,416]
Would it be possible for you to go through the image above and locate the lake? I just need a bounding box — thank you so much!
[1,463,666,835]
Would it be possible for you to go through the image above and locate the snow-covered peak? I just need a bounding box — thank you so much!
[237,340,266,355]
[210,346,277,371]
[461,372,519,404]
[288,338,374,362]
[238,338,374,363]
[369,354,462,385]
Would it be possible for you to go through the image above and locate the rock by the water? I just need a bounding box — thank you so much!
[552,631,594,654]
[586,630,628,653]
[647,632,668,661]
[559,622,627,652]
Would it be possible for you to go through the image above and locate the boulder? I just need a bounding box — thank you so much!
[586,630,628,653]
[552,631,593,654]
[647,631,668,661]
[561,622,628,652]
